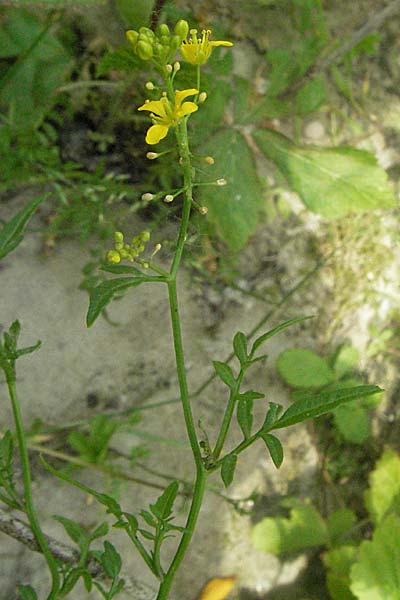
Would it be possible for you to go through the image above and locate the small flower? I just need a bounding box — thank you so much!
[217,178,227,186]
[145,81,155,90]
[138,89,198,145]
[146,152,159,160]
[142,192,155,201]
[164,194,174,203]
[204,156,214,165]
[180,29,233,65]
[198,92,207,103]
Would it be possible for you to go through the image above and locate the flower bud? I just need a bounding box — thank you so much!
[136,40,153,60]
[140,230,151,242]
[217,178,227,186]
[146,152,158,160]
[174,19,189,40]
[114,231,124,243]
[157,23,170,37]
[198,92,207,103]
[160,35,170,46]
[173,61,181,72]
[204,156,214,165]
[164,194,174,203]
[139,26,155,40]
[145,81,155,90]
[165,64,173,74]
[142,193,154,201]
[170,35,182,50]
[115,242,123,251]
[199,206,208,215]
[106,250,121,264]
[126,30,139,48]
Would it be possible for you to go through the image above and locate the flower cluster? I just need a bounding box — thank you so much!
[106,230,150,264]
[126,20,189,63]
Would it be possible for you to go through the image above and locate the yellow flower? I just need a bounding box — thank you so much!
[138,89,198,145]
[180,29,233,65]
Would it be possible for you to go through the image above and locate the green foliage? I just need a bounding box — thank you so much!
[277,348,335,388]
[221,454,237,488]
[94,541,125,599]
[86,277,148,327]
[259,433,283,468]
[0,430,22,509]
[67,415,120,464]
[115,0,155,28]
[18,586,38,600]
[0,195,47,259]
[0,320,41,376]
[253,129,396,218]
[0,9,72,131]
[364,450,400,525]
[213,360,236,390]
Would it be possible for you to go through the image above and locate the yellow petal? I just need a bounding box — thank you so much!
[175,88,199,108]
[177,101,198,118]
[138,100,168,118]
[210,41,233,47]
[197,576,236,600]
[145,124,169,145]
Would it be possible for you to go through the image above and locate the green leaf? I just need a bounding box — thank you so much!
[96,48,140,77]
[100,264,146,276]
[333,402,371,444]
[115,0,155,27]
[89,522,109,542]
[333,345,360,379]
[198,129,263,250]
[294,75,326,116]
[260,433,284,468]
[238,390,265,402]
[18,585,38,600]
[86,277,145,327]
[0,195,46,259]
[221,454,237,488]
[101,541,122,579]
[277,348,335,388]
[233,331,248,366]
[272,385,382,430]
[253,128,396,218]
[263,402,284,430]
[140,510,157,528]
[237,399,253,439]
[350,514,400,600]
[54,515,86,545]
[213,361,236,390]
[365,450,400,524]
[250,316,312,356]
[122,512,138,534]
[327,509,357,546]
[324,546,358,600]
[149,481,179,520]
[252,503,329,554]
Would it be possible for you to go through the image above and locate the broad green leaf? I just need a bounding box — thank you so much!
[0,195,46,259]
[198,129,263,250]
[364,450,400,524]
[327,509,357,546]
[260,433,283,468]
[333,345,360,379]
[86,277,144,327]
[233,331,247,366]
[101,541,122,579]
[350,514,400,600]
[333,402,370,444]
[150,481,179,520]
[252,503,328,554]
[253,128,395,218]
[272,385,382,430]
[277,348,335,388]
[294,75,326,116]
[213,361,236,390]
[237,399,253,439]
[221,454,237,488]
[250,316,312,357]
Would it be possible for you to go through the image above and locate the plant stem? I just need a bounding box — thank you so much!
[5,371,60,599]
[155,118,207,598]
[213,369,246,461]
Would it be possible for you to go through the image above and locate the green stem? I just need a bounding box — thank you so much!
[5,371,60,599]
[212,368,245,461]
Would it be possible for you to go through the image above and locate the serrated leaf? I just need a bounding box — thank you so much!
[237,399,253,439]
[41,458,122,516]
[350,514,400,600]
[213,361,236,390]
[198,129,263,250]
[101,541,122,579]
[251,316,312,356]
[86,277,144,327]
[0,196,46,259]
[260,433,284,468]
[221,454,237,488]
[253,128,395,218]
[252,503,329,554]
[272,385,382,430]
[233,331,247,365]
[365,450,400,524]
[277,348,335,388]
[150,481,179,520]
